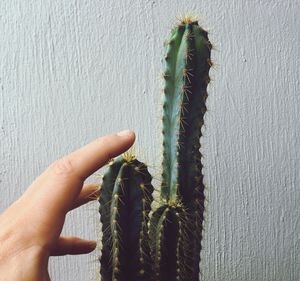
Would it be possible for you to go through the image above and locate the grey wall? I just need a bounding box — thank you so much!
[0,1,299,280]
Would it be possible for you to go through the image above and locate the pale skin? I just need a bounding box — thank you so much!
[0,130,135,281]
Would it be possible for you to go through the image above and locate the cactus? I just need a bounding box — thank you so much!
[99,15,212,281]
[99,154,154,281]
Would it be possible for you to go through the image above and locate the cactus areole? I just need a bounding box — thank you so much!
[99,16,212,281]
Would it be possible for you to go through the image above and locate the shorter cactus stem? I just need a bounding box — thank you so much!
[99,156,154,281]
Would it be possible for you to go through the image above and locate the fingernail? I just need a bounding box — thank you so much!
[87,240,97,249]
[117,129,133,137]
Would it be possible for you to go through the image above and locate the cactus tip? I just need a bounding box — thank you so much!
[108,158,114,165]
[122,149,136,162]
[177,13,198,25]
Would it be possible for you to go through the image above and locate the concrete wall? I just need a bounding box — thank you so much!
[0,1,299,280]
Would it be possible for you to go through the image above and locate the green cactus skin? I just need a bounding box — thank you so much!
[99,16,211,281]
[99,156,154,281]
[149,204,192,281]
[152,19,211,280]
[160,21,211,203]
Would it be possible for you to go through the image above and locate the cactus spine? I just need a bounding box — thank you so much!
[99,16,211,281]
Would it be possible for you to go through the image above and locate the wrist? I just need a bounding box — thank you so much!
[0,245,49,281]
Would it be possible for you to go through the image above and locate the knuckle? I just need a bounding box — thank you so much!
[51,157,75,177]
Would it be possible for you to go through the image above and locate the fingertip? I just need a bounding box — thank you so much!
[115,130,135,152]
[117,130,135,142]
[50,237,98,256]
[86,240,97,251]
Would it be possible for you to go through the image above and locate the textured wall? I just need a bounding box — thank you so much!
[0,1,299,280]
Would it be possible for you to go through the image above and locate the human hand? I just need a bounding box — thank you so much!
[0,130,135,281]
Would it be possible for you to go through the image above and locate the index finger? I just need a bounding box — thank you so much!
[56,130,135,180]
[24,130,135,211]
